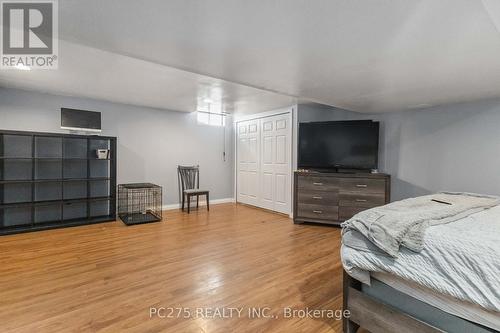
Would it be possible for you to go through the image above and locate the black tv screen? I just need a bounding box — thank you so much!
[298,120,379,170]
[61,108,101,132]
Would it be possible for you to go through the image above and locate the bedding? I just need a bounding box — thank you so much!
[341,203,500,312]
[342,192,500,257]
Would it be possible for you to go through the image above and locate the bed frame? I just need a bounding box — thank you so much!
[342,270,444,333]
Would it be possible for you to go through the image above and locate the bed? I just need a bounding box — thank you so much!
[341,193,500,333]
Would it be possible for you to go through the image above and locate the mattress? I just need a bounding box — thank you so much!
[372,272,500,331]
[341,203,500,312]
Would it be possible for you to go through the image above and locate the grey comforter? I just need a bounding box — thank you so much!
[341,192,500,257]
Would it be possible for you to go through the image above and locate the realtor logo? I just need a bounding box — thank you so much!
[1,0,58,69]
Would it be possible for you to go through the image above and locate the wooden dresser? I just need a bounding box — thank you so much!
[293,171,390,226]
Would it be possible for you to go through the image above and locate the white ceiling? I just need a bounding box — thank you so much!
[2,0,500,113]
[0,40,296,114]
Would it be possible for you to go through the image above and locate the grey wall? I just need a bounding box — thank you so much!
[0,88,234,205]
[298,100,500,201]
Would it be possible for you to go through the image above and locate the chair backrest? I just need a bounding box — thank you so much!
[178,165,200,192]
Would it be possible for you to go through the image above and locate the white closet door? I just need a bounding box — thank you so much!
[236,119,260,206]
[236,113,291,215]
[260,114,291,214]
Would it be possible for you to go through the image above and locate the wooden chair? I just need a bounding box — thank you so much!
[177,165,210,213]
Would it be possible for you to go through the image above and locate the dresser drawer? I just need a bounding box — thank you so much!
[297,203,339,220]
[339,192,385,208]
[297,190,338,205]
[297,176,338,191]
[339,206,367,220]
[339,178,386,193]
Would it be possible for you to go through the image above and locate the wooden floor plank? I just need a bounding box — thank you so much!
[0,203,344,333]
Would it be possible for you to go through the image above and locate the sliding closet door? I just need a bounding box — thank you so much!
[260,114,291,214]
[236,119,260,207]
[236,112,291,215]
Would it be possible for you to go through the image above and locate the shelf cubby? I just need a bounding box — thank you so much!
[35,159,62,180]
[89,159,110,178]
[0,206,32,228]
[1,183,32,204]
[63,137,87,159]
[63,201,87,220]
[0,134,32,158]
[63,159,87,179]
[1,159,32,181]
[35,136,62,158]
[35,181,62,202]
[90,199,111,218]
[89,139,111,158]
[89,179,110,198]
[34,202,62,224]
[63,180,87,200]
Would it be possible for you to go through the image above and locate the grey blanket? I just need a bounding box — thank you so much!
[341,192,500,257]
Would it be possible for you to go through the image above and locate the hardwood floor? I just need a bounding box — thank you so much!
[0,203,344,333]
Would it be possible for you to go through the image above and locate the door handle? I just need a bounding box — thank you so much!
[313,210,323,214]
[313,182,323,186]
[355,199,367,202]
[312,196,323,200]
[356,184,367,188]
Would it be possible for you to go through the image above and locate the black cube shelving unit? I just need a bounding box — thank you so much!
[118,183,162,225]
[0,129,117,235]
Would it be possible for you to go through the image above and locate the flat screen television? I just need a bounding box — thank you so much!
[298,120,379,170]
[61,108,101,132]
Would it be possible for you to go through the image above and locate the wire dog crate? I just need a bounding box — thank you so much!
[118,183,162,225]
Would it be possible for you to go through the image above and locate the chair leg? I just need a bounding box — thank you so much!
[197,195,199,208]
[187,195,191,214]
[206,193,209,211]
[181,193,185,211]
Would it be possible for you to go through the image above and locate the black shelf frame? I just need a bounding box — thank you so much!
[0,129,117,235]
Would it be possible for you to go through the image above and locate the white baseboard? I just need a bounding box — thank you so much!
[162,198,235,211]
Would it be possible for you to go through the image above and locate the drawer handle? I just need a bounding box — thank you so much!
[313,182,323,186]
[312,196,323,200]
[356,184,368,188]
[313,210,323,214]
[356,199,367,202]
